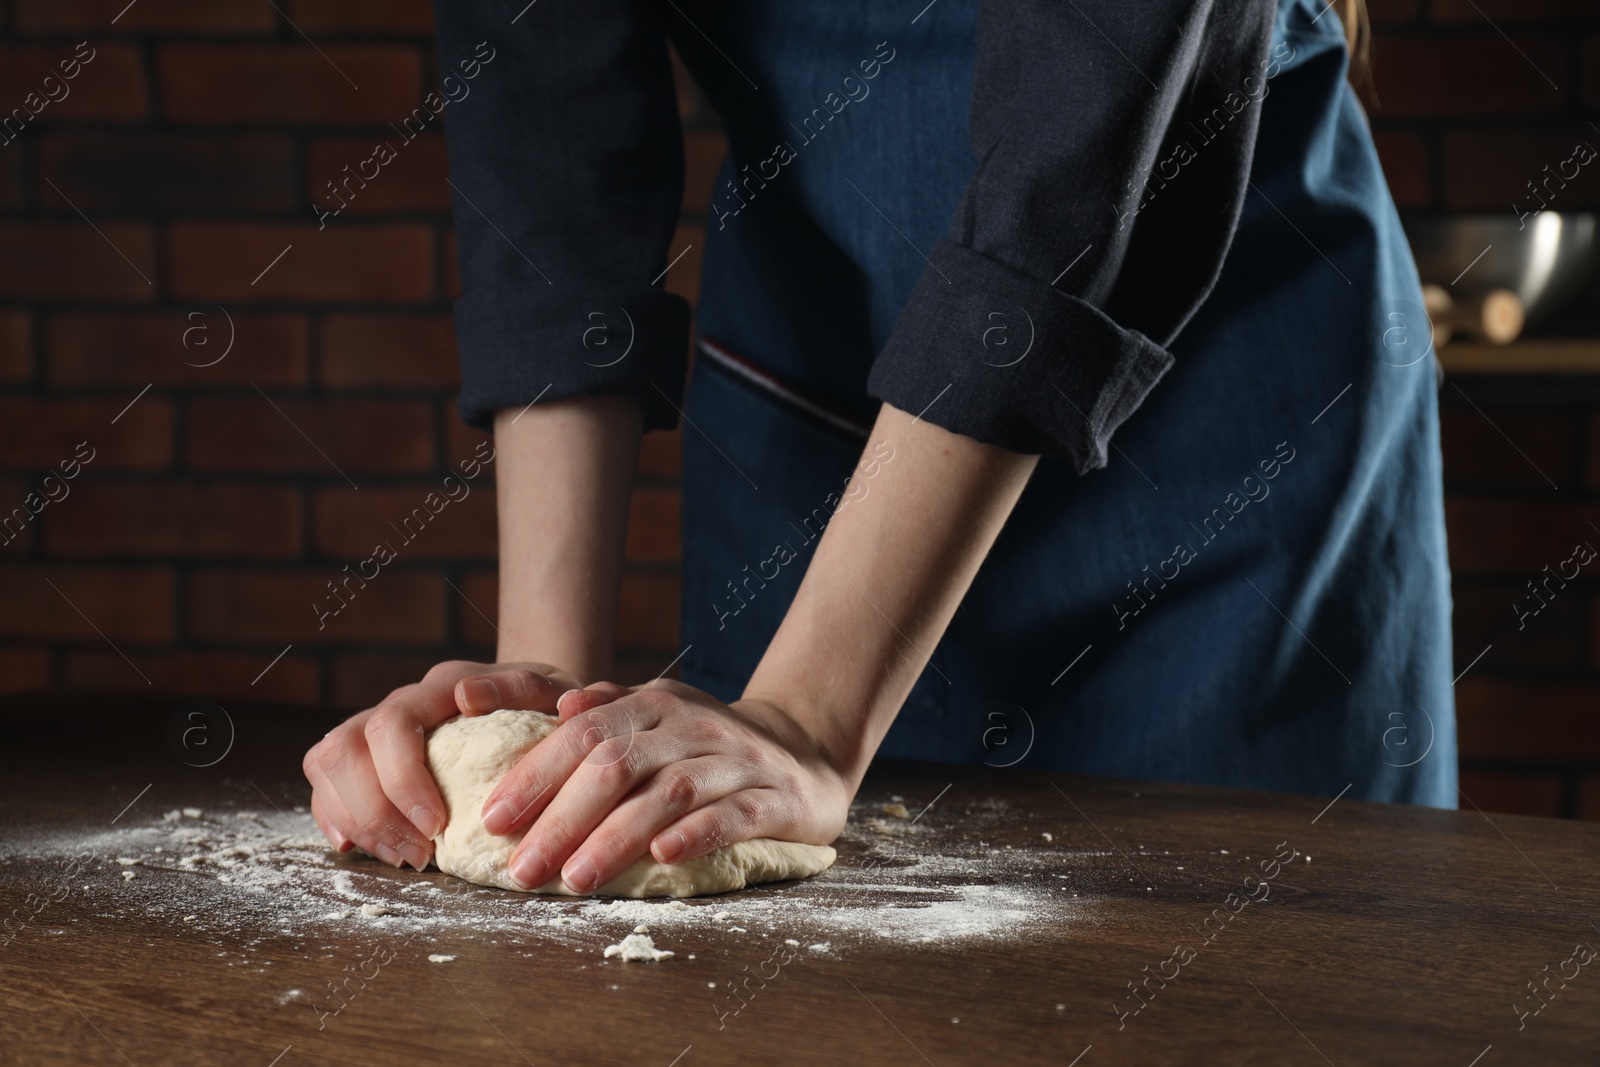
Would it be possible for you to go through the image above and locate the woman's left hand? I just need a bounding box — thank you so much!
[468,678,852,893]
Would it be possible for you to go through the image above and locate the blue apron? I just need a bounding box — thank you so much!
[670,0,1457,807]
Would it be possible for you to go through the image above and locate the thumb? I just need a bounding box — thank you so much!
[454,664,582,716]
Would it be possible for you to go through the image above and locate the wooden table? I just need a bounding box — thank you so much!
[4,691,1599,1066]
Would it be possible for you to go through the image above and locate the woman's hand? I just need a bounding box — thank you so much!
[475,679,853,893]
[302,659,583,870]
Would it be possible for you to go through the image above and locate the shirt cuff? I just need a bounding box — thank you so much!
[868,238,1175,472]
[454,284,691,433]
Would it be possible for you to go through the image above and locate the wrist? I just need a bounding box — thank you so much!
[737,684,876,790]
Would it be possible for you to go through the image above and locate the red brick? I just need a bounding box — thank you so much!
[330,651,440,710]
[320,314,458,389]
[15,0,275,32]
[1585,36,1600,112]
[159,45,421,124]
[625,487,680,564]
[0,647,53,693]
[1453,581,1582,669]
[664,222,704,307]
[683,131,726,216]
[0,144,20,210]
[48,311,307,387]
[1457,770,1565,819]
[63,649,319,703]
[0,476,35,551]
[307,134,449,216]
[38,133,295,212]
[444,222,459,300]
[1444,497,1600,574]
[287,0,434,34]
[1579,776,1600,821]
[1590,594,1600,669]
[186,396,433,476]
[0,311,31,383]
[1370,35,1565,116]
[1585,409,1600,489]
[1433,0,1600,19]
[313,484,496,560]
[1441,129,1600,211]
[169,223,433,303]
[0,44,147,124]
[617,572,679,653]
[1457,678,1600,760]
[1368,0,1422,23]
[454,568,498,646]
[0,396,171,470]
[45,483,302,558]
[442,397,493,466]
[637,427,683,480]
[1371,130,1431,208]
[0,222,155,301]
[0,564,173,641]
[1440,407,1578,488]
[188,568,447,644]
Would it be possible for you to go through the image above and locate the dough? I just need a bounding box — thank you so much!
[424,709,836,898]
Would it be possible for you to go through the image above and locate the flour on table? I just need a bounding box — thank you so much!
[5,785,1087,961]
[427,954,456,963]
[426,709,836,898]
[603,931,674,962]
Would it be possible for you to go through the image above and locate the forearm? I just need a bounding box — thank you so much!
[492,396,642,681]
[742,401,1039,786]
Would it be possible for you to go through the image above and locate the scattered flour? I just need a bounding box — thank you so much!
[427,954,456,964]
[604,932,673,963]
[5,789,1087,959]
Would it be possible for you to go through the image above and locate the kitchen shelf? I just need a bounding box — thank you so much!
[1439,339,1600,375]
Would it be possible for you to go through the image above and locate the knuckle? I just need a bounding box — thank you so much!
[424,659,470,682]
[363,704,405,746]
[660,769,699,811]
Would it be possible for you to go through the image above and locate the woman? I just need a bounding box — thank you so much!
[303,0,1454,894]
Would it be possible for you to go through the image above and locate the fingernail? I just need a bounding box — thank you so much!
[481,798,518,835]
[562,855,598,895]
[656,830,686,863]
[460,677,500,711]
[556,688,583,714]
[399,841,431,871]
[371,841,405,868]
[509,847,548,890]
[408,804,442,839]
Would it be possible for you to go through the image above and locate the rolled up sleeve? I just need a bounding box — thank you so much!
[868,0,1279,471]
[435,0,692,432]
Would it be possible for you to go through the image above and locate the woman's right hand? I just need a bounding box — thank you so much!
[302,659,584,869]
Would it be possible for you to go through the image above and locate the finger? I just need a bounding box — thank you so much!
[559,756,748,893]
[503,708,690,890]
[363,692,456,840]
[556,681,630,721]
[650,789,794,865]
[309,737,432,871]
[306,760,360,850]
[309,791,351,851]
[481,694,663,836]
[454,664,583,716]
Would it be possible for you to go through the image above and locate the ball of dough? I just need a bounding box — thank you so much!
[424,709,836,898]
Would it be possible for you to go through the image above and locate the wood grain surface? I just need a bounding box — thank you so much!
[3,691,1598,1067]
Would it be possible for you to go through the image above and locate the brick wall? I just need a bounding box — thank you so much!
[1366,0,1600,819]
[1,0,1596,819]
[0,0,722,709]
